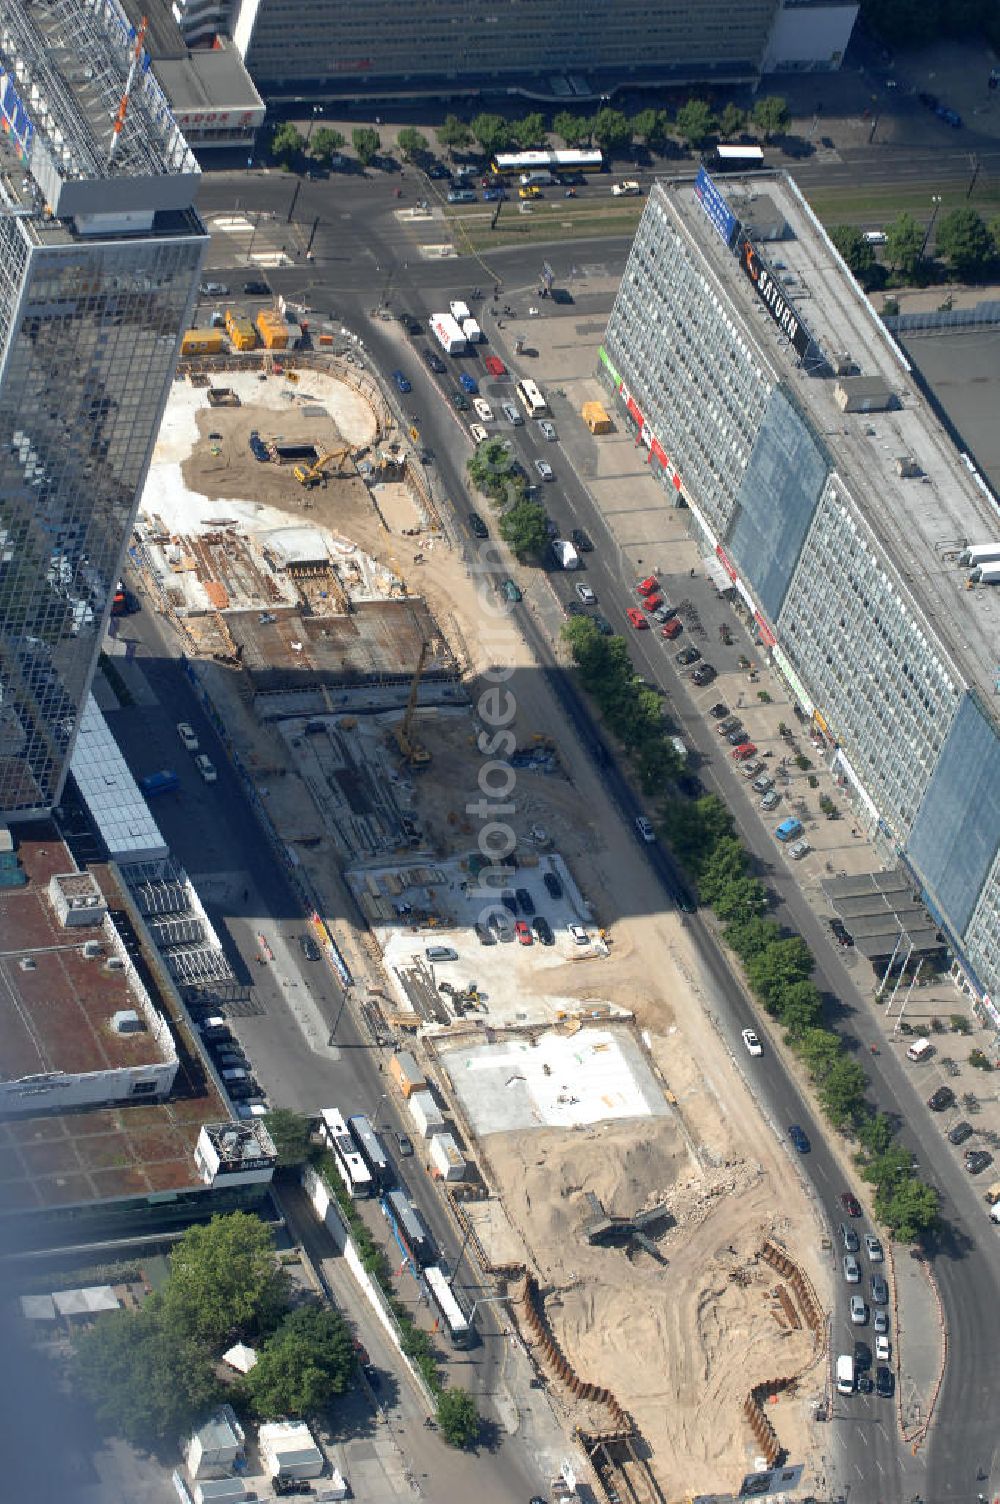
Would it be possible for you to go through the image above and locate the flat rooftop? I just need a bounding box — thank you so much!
[664,171,1000,716]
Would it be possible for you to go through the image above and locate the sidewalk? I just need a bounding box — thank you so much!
[887,1243,946,1444]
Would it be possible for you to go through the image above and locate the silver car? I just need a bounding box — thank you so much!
[534,458,554,481]
[850,1295,868,1325]
[538,419,557,441]
[843,1254,861,1283]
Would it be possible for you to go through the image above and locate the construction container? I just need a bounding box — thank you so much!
[256,308,288,349]
[181,328,224,356]
[225,309,258,352]
[390,1050,426,1100]
[408,1089,444,1138]
[581,400,613,434]
[428,1132,466,1181]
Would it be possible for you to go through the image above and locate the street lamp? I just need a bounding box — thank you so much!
[919,194,942,261]
[287,107,323,225]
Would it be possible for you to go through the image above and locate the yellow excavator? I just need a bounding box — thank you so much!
[395,641,431,769]
[293,446,353,487]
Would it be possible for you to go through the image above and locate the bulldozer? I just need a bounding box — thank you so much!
[395,641,431,769]
[293,446,354,488]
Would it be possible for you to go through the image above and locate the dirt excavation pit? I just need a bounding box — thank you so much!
[489,1114,825,1496]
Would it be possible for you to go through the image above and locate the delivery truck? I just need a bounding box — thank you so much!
[430,313,467,355]
[461,317,482,343]
[550,539,580,571]
[449,300,471,323]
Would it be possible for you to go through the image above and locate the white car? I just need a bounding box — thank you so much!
[569,924,590,945]
[873,1310,889,1335]
[875,1334,891,1362]
[176,721,199,752]
[534,458,554,481]
[789,838,811,860]
[194,753,217,784]
[501,402,523,426]
[742,1028,763,1057]
[634,815,655,843]
[865,1233,884,1262]
[469,423,489,443]
[539,419,557,441]
[575,583,596,604]
[473,397,493,422]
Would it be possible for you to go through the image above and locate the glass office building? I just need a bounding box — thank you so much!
[0,0,206,818]
[601,175,1000,1007]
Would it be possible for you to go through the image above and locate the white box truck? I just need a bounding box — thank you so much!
[835,1354,854,1394]
[449,300,471,323]
[550,539,580,571]
[430,314,467,355]
[461,317,482,343]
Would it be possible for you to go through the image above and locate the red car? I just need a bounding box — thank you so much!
[661,618,682,639]
[732,743,758,761]
[642,593,663,612]
[515,919,533,945]
[840,1191,862,1218]
[484,355,506,377]
[626,607,649,629]
[637,575,659,597]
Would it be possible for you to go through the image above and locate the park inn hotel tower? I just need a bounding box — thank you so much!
[0,0,205,820]
[599,171,1000,1015]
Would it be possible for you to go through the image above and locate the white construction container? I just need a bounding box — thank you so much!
[258,1421,324,1480]
[429,1131,466,1181]
[408,1089,444,1138]
[449,299,471,323]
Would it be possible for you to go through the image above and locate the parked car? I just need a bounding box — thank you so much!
[653,604,677,625]
[392,370,412,394]
[728,729,752,746]
[676,646,700,666]
[543,871,563,900]
[473,397,493,422]
[395,1131,415,1157]
[515,919,533,945]
[875,1366,894,1399]
[873,1310,889,1335]
[709,702,729,719]
[426,945,458,962]
[789,1125,810,1153]
[965,1149,993,1175]
[468,423,488,444]
[854,1339,872,1371]
[788,838,811,860]
[569,924,590,945]
[661,618,683,640]
[501,891,518,915]
[194,754,217,783]
[753,774,774,794]
[200,281,229,296]
[637,576,659,596]
[243,280,270,296]
[870,1274,889,1305]
[593,613,614,636]
[468,511,489,539]
[732,743,758,762]
[474,922,496,946]
[484,355,507,377]
[532,916,554,945]
[742,1028,762,1057]
[948,1120,974,1145]
[741,760,765,779]
[643,593,664,613]
[571,528,594,553]
[875,1334,891,1363]
[626,607,649,630]
[690,663,715,684]
[575,583,596,604]
[451,389,469,410]
[840,1223,860,1252]
[928,1086,956,1112]
[501,578,522,603]
[515,887,535,915]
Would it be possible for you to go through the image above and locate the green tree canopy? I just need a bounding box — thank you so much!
[73,1306,219,1449]
[470,113,512,155]
[859,1142,915,1193]
[752,95,790,140]
[553,111,592,147]
[988,214,1000,256]
[271,122,306,165]
[161,1212,289,1348]
[829,225,876,283]
[661,793,735,875]
[436,1386,480,1447]
[797,1027,843,1084]
[745,935,814,1013]
[674,99,715,148]
[877,1176,939,1241]
[244,1306,355,1419]
[856,1111,896,1159]
[778,980,823,1041]
[396,127,429,160]
[264,1108,314,1168]
[635,736,683,794]
[885,212,923,280]
[467,439,520,504]
[513,112,547,148]
[724,913,783,963]
[436,115,474,156]
[352,127,381,166]
[817,1056,868,1128]
[935,207,992,279]
[630,108,668,147]
[711,874,769,924]
[590,107,632,153]
[718,103,746,138]
[310,127,345,164]
[498,498,549,558]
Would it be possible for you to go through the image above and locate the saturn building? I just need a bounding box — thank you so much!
[599,170,1000,1012]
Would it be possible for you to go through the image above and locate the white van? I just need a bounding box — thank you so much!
[221,1066,250,1082]
[905,1037,933,1063]
[863,230,887,245]
[836,1354,855,1394]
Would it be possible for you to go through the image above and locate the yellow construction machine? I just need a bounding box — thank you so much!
[293,446,353,487]
[395,641,431,768]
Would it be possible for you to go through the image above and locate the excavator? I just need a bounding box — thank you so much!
[395,641,431,769]
[293,446,354,487]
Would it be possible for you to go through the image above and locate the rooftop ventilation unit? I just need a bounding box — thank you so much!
[112,1009,142,1033]
[19,957,37,972]
[81,939,103,958]
[105,956,125,972]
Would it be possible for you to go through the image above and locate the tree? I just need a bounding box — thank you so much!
[244,1307,355,1419]
[437,115,474,157]
[630,108,667,148]
[746,935,814,1012]
[752,95,790,141]
[856,1111,896,1159]
[471,113,512,156]
[513,112,547,149]
[590,107,632,154]
[884,212,923,280]
[467,438,520,503]
[711,874,768,923]
[935,207,992,279]
[878,1177,939,1242]
[397,127,429,161]
[778,980,823,1040]
[817,1057,868,1128]
[310,127,345,164]
[675,99,715,148]
[161,1213,289,1348]
[859,1143,914,1193]
[829,225,876,283]
[352,127,381,166]
[73,1306,218,1449]
[718,103,746,139]
[553,111,592,147]
[271,121,306,166]
[724,913,782,963]
[264,1108,313,1168]
[988,214,1000,257]
[699,836,749,904]
[499,498,549,558]
[436,1386,480,1447]
[635,736,682,794]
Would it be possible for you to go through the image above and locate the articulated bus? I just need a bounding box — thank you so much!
[515,378,547,418]
[710,144,765,173]
[491,148,603,178]
[424,1264,473,1348]
[320,1107,373,1198]
[347,1112,391,1190]
[381,1188,435,1269]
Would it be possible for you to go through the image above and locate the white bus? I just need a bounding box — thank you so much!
[321,1107,373,1198]
[492,148,603,178]
[424,1264,473,1347]
[711,144,765,173]
[515,378,547,418]
[347,1112,391,1189]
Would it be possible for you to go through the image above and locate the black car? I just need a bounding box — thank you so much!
[400,313,422,335]
[299,934,321,961]
[593,614,614,636]
[427,161,450,179]
[875,1366,894,1399]
[857,1373,874,1395]
[422,347,446,373]
[676,646,700,666]
[395,1131,414,1157]
[948,1120,974,1145]
[474,921,496,946]
[829,917,854,947]
[854,1339,872,1370]
[565,600,585,616]
[965,1149,993,1175]
[451,389,469,411]
[468,511,489,539]
[728,730,751,747]
[928,1086,955,1112]
[543,871,563,900]
[709,702,729,719]
[243,280,271,296]
[571,527,594,553]
[691,664,717,686]
[502,890,518,914]
[532,915,554,945]
[515,887,535,915]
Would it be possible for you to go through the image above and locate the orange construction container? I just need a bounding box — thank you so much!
[256,307,289,350]
[181,328,224,356]
[225,308,257,352]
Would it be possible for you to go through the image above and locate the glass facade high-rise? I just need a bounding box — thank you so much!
[0,0,206,818]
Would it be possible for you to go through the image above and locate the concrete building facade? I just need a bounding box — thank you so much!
[600,172,1000,1012]
[0,0,206,820]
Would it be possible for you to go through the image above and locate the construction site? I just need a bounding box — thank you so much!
[134,352,833,1500]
